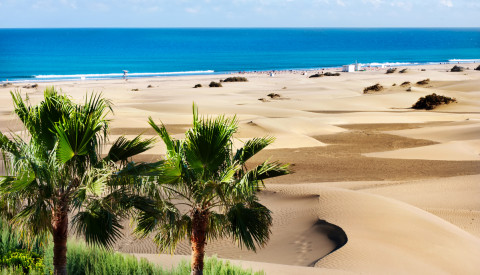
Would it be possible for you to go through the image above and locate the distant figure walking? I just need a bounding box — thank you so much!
[123,70,129,81]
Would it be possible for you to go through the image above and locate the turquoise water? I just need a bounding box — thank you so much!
[0,28,479,82]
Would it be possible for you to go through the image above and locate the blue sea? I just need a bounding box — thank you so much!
[0,28,479,82]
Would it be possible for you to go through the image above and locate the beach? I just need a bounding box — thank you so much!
[1,63,479,274]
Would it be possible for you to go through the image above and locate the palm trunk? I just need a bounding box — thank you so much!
[52,201,69,275]
[190,209,208,275]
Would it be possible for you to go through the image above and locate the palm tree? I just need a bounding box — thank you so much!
[135,104,289,275]
[0,87,155,275]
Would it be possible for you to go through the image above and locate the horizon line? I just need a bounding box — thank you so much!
[1,26,480,30]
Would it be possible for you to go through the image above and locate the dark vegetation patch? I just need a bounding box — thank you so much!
[309,72,340,78]
[399,68,408,73]
[147,85,153,88]
[209,81,222,87]
[386,68,397,74]
[131,88,139,91]
[416,78,430,85]
[363,83,383,93]
[475,65,480,71]
[400,81,411,87]
[193,84,202,88]
[267,93,281,99]
[451,65,464,72]
[23,84,38,89]
[222,76,248,82]
[412,93,457,110]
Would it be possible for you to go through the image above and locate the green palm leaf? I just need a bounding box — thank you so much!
[234,137,275,164]
[105,135,156,163]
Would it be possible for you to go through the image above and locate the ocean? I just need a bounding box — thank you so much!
[0,28,479,82]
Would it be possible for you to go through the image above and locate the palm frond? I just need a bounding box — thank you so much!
[184,111,238,178]
[234,136,275,164]
[71,202,123,247]
[245,160,290,182]
[226,200,272,251]
[105,135,156,163]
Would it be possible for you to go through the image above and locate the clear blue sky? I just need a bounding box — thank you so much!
[0,0,479,28]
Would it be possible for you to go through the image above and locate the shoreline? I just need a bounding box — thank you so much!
[2,59,479,84]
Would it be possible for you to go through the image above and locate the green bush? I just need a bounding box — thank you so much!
[0,250,44,273]
[222,77,248,82]
[0,219,44,257]
[412,93,457,110]
[0,267,43,275]
[41,241,263,275]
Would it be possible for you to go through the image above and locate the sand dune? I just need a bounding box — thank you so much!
[1,63,480,274]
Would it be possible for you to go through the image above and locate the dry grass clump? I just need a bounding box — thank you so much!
[363,83,383,93]
[412,93,457,110]
[399,68,408,73]
[131,88,139,91]
[386,68,397,74]
[392,83,397,86]
[193,84,202,88]
[400,81,411,87]
[450,65,464,72]
[209,81,222,87]
[222,76,248,82]
[416,78,430,85]
[147,85,153,88]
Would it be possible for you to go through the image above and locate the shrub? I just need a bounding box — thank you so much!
[0,250,44,273]
[0,267,43,275]
[41,241,263,275]
[193,84,202,88]
[324,72,340,76]
[131,88,139,91]
[475,65,480,71]
[363,83,383,93]
[0,219,44,256]
[209,81,222,87]
[400,81,411,87]
[309,72,340,78]
[147,85,153,88]
[267,93,281,99]
[386,68,397,74]
[421,69,426,71]
[392,83,397,86]
[399,68,408,73]
[222,76,248,82]
[416,78,430,85]
[412,93,457,110]
[450,65,464,72]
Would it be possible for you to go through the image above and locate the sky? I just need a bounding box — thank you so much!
[0,0,479,28]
